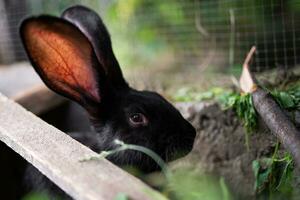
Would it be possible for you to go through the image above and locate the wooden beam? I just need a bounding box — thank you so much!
[0,93,167,200]
[0,63,65,114]
[12,84,65,115]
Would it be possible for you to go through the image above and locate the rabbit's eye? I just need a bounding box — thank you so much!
[129,113,148,127]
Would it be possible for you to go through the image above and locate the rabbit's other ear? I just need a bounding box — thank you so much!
[62,5,128,89]
[20,16,104,107]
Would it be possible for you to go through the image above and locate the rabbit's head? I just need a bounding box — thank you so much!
[20,5,196,172]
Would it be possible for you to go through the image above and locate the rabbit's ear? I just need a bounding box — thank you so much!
[62,5,128,89]
[20,16,105,106]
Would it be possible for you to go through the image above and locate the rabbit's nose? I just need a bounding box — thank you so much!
[184,121,196,139]
[182,121,196,148]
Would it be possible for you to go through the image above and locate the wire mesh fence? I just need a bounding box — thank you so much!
[0,0,299,72]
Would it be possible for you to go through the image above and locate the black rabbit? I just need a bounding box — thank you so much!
[20,5,196,199]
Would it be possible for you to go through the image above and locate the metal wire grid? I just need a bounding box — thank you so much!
[130,0,300,71]
[0,1,27,64]
[0,0,299,72]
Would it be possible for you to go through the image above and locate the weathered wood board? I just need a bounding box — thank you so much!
[0,63,65,114]
[0,93,167,200]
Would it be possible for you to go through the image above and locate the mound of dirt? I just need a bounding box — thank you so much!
[175,102,280,199]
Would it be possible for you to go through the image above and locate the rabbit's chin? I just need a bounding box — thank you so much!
[92,136,162,173]
[107,150,161,173]
[105,141,193,173]
[93,137,193,174]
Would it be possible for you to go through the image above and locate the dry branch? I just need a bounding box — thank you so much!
[240,46,300,166]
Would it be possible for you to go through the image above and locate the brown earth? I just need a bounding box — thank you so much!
[174,102,299,199]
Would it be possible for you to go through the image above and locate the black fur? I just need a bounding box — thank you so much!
[20,5,196,199]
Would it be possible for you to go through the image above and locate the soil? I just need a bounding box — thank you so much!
[174,102,285,199]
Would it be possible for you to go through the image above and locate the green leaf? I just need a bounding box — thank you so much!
[252,153,295,199]
[252,160,261,192]
[114,193,129,200]
[252,158,273,193]
[278,92,295,108]
[22,193,50,200]
[275,154,294,196]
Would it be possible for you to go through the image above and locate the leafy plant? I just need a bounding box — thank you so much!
[271,86,300,111]
[252,152,294,199]
[217,86,300,199]
[173,87,225,102]
[219,92,258,132]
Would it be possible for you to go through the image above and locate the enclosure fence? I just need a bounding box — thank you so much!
[0,0,299,72]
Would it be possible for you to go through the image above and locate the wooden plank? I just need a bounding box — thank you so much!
[0,63,65,114]
[0,93,167,200]
[12,84,65,114]
[0,63,40,97]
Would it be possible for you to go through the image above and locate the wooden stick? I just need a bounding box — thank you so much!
[240,46,300,166]
[239,46,257,93]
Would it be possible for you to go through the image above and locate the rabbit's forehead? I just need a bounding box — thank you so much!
[122,90,181,116]
[124,90,167,106]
